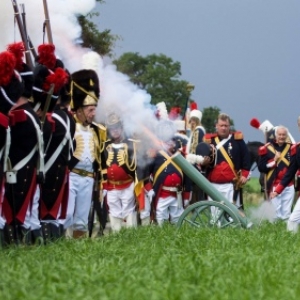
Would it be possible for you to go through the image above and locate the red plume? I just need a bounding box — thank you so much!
[43,68,69,93]
[250,118,260,129]
[169,106,181,120]
[7,42,25,71]
[0,51,16,86]
[190,101,197,111]
[38,44,56,70]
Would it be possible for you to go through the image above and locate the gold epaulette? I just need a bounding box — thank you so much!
[233,131,244,140]
[92,122,107,142]
[92,122,106,131]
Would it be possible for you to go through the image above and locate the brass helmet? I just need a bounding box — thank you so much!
[106,112,123,129]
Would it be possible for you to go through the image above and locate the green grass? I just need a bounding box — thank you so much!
[244,177,262,193]
[0,222,300,300]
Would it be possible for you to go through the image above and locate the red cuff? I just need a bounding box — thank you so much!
[144,182,153,192]
[241,170,250,178]
[274,184,284,195]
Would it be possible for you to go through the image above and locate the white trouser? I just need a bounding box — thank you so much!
[156,195,184,225]
[271,185,294,221]
[208,182,234,204]
[107,183,136,219]
[288,196,300,224]
[61,172,94,231]
[23,185,40,230]
[208,183,234,221]
[140,194,152,220]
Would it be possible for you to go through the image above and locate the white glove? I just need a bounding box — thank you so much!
[186,154,204,165]
[184,199,190,208]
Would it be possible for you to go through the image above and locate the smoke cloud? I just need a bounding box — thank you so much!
[0,0,170,162]
[248,200,276,225]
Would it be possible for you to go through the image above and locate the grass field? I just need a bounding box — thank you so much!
[0,218,300,300]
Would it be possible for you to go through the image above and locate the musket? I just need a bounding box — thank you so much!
[88,170,106,237]
[20,3,38,60]
[11,0,34,69]
[42,0,54,44]
[41,84,55,128]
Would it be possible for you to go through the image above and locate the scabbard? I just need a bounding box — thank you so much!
[177,191,183,209]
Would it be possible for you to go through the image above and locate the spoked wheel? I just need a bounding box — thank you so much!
[177,200,242,229]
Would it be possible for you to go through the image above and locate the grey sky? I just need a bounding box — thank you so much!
[94,0,300,143]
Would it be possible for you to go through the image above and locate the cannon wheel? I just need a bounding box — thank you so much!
[177,200,242,229]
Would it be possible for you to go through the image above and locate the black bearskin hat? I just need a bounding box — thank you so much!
[32,63,69,112]
[0,51,24,114]
[70,69,100,111]
[7,42,33,99]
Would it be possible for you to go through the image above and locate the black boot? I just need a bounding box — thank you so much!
[49,224,60,242]
[41,223,51,245]
[59,224,66,239]
[0,229,5,249]
[31,228,44,246]
[3,224,20,246]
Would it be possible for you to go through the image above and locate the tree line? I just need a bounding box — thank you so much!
[79,1,234,134]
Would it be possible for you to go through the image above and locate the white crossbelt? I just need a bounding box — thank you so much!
[214,134,232,167]
[2,127,11,171]
[44,113,72,173]
[5,111,45,183]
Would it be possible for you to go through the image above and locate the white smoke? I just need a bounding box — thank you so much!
[248,200,276,225]
[0,0,165,160]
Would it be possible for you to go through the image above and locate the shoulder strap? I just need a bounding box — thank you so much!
[215,136,237,177]
[153,150,183,185]
[44,113,71,172]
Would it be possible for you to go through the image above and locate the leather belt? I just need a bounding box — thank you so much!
[71,168,94,178]
[108,178,133,185]
[162,186,178,192]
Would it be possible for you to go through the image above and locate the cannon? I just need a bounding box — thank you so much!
[171,152,253,229]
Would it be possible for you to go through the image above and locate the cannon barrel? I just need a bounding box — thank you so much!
[171,152,252,228]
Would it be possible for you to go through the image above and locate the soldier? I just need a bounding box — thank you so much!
[173,119,189,157]
[0,50,42,245]
[201,113,250,207]
[62,68,105,238]
[259,126,294,221]
[186,108,206,203]
[0,60,10,245]
[101,113,139,232]
[31,43,72,243]
[145,120,192,225]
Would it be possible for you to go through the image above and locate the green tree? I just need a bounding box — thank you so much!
[78,1,119,57]
[202,106,235,133]
[113,52,192,112]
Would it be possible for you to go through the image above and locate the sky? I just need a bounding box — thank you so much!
[93,0,300,143]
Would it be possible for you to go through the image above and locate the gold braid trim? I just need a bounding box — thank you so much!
[125,141,137,172]
[92,129,100,165]
[190,129,199,154]
[106,144,114,167]
[70,80,98,109]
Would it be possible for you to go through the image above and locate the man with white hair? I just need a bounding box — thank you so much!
[259,125,294,221]
[271,120,300,232]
